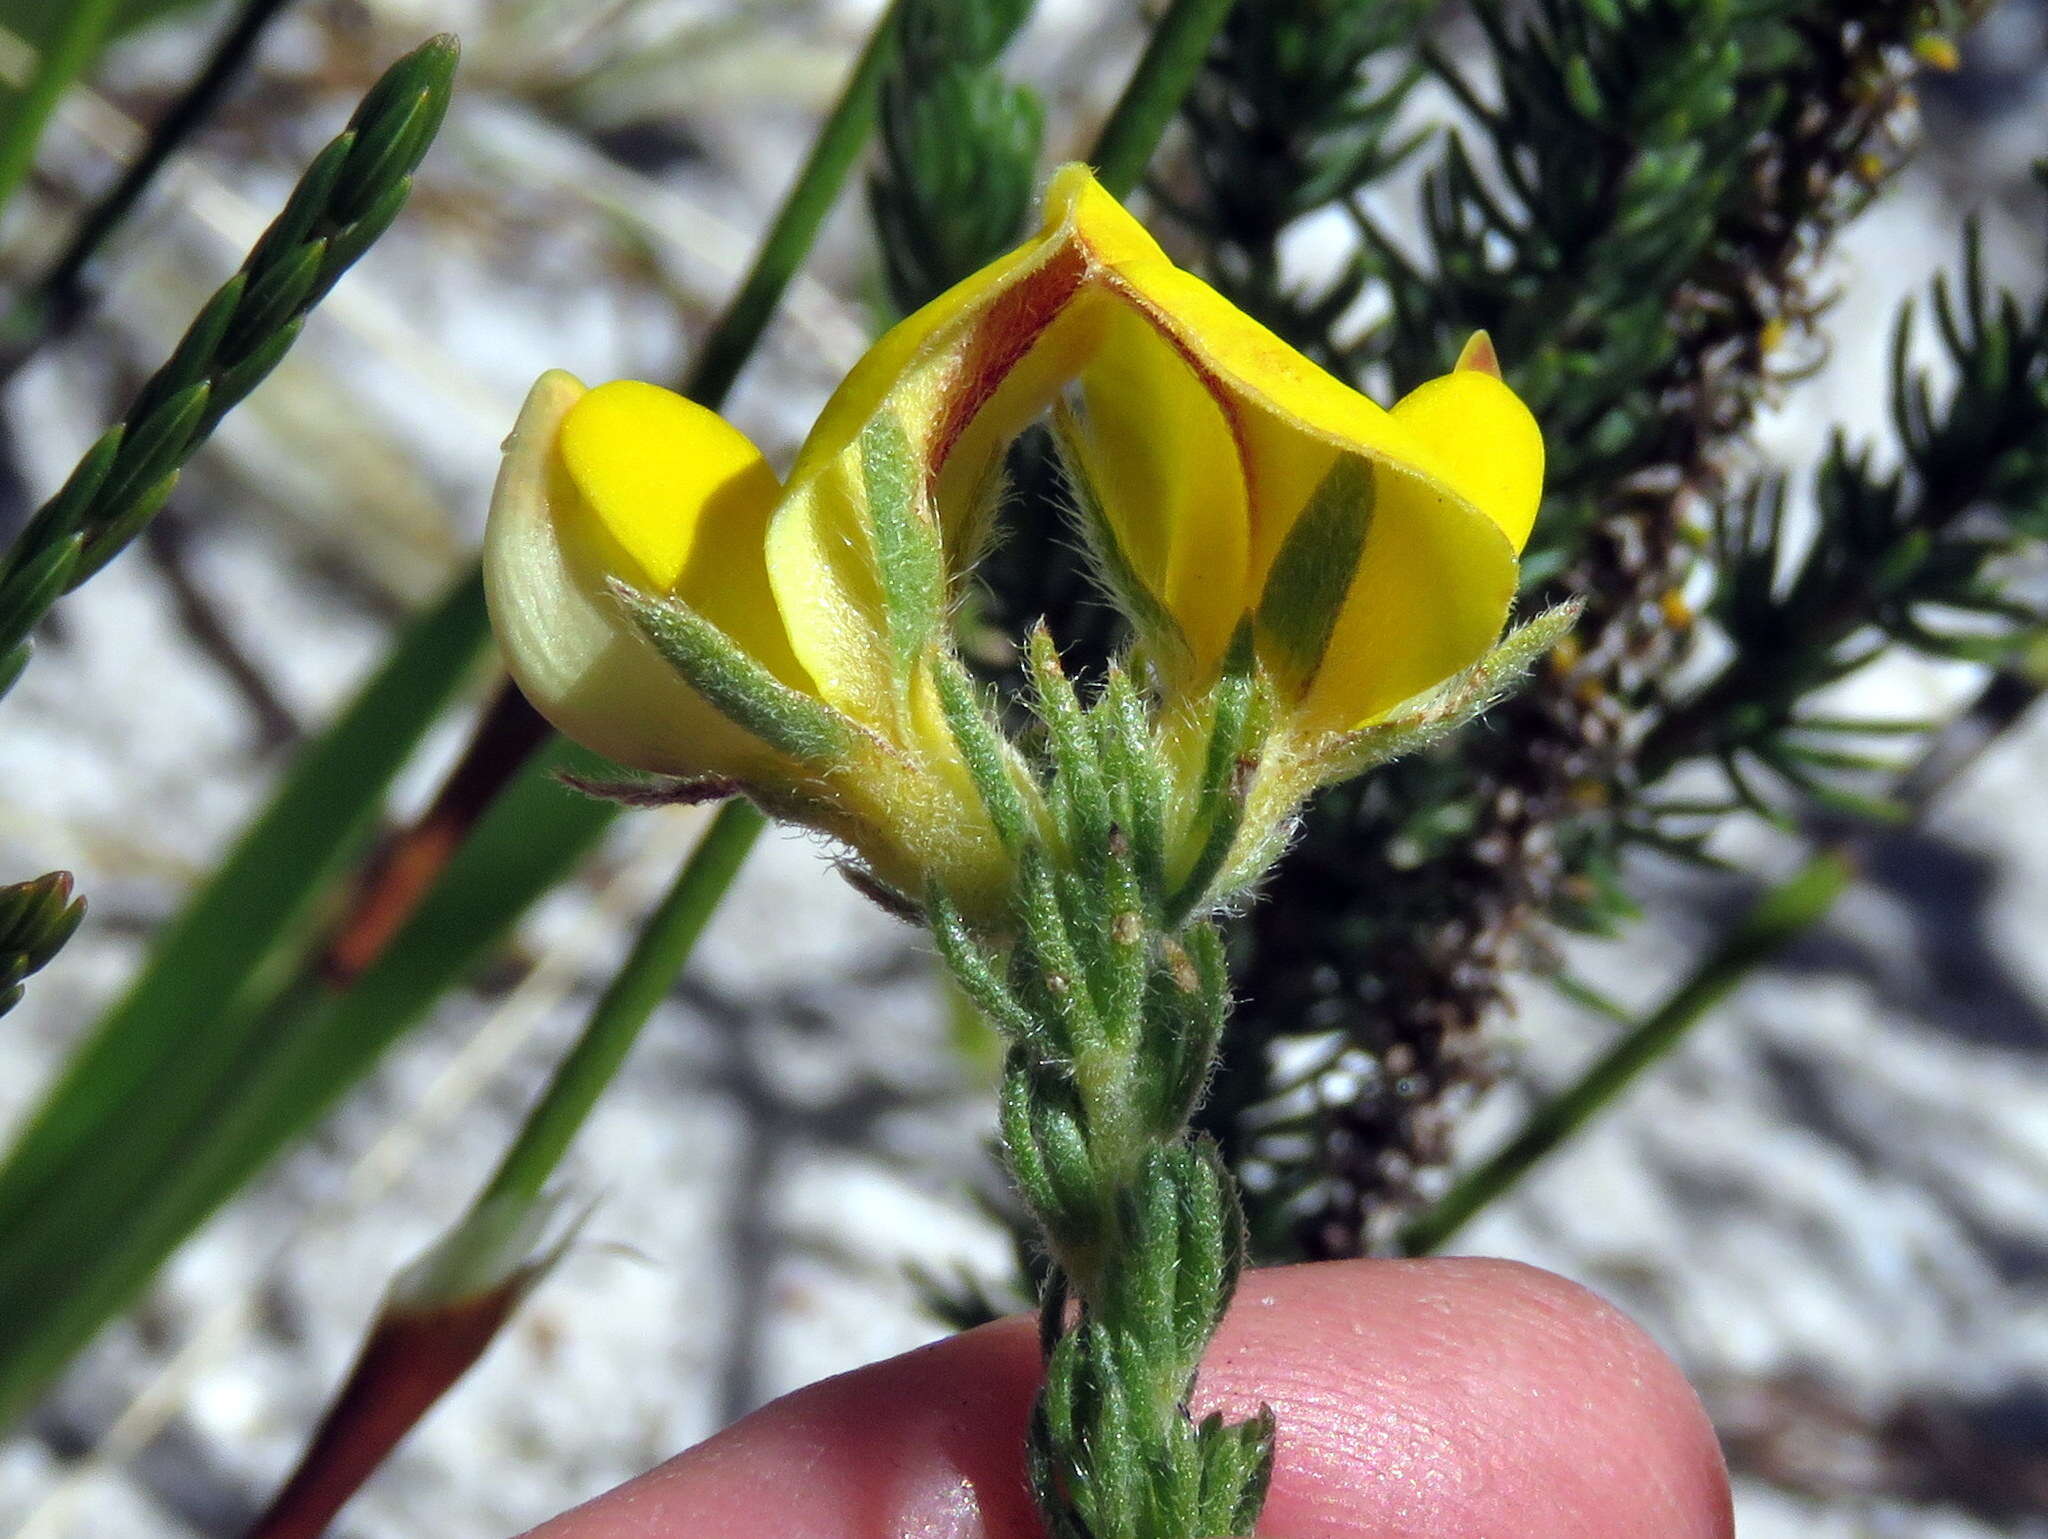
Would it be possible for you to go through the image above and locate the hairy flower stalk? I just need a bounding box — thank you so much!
[485,166,1549,1539]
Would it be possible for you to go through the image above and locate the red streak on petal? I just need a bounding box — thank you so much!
[929,241,1090,487]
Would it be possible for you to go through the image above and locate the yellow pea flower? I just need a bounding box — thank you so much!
[485,371,1019,919]
[483,164,1546,922]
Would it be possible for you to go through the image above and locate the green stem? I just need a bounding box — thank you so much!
[233,804,767,1539]
[1398,850,1856,1257]
[479,801,765,1209]
[1087,0,1239,199]
[680,0,906,406]
[0,0,122,218]
[2,0,298,366]
[0,0,906,1433]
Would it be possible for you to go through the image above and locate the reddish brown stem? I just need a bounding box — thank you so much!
[319,680,551,987]
[244,1281,528,1539]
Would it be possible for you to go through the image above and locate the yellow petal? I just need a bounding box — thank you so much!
[556,379,804,686]
[1295,466,1520,735]
[1388,368,1544,553]
[767,221,1101,722]
[483,371,797,778]
[763,442,898,725]
[1059,169,1527,578]
[1071,301,1250,679]
[786,201,1089,556]
[761,163,1540,741]
[1051,167,1539,727]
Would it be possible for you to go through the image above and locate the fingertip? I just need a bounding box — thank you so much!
[1197,1259,1731,1538]
[527,1316,1044,1539]
[526,1258,1730,1539]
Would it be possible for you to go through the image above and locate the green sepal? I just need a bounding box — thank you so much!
[613,581,854,768]
[999,1049,1058,1219]
[1095,830,1148,1059]
[1051,861,1112,1017]
[1177,1135,1244,1362]
[1165,623,1261,922]
[1027,625,1113,863]
[1013,846,1102,1060]
[927,885,1037,1039]
[1197,1403,1276,1538]
[1094,663,1168,911]
[1033,1335,1085,1515]
[932,650,1032,853]
[1109,1147,1189,1377]
[1145,923,1227,1135]
[861,413,944,682]
[1030,1084,1103,1256]
[1073,1322,1140,1539]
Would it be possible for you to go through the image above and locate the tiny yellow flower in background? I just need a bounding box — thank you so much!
[1912,33,1961,71]
[484,164,1549,923]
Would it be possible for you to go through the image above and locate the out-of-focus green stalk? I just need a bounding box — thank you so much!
[680,0,907,405]
[0,0,122,217]
[0,573,490,1232]
[0,738,608,1429]
[479,800,765,1209]
[1398,851,1855,1257]
[1,0,299,367]
[0,0,905,1434]
[1088,0,1238,198]
[234,793,762,1539]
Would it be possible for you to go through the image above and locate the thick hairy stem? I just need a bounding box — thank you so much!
[950,871,1270,1539]
[928,590,1292,1539]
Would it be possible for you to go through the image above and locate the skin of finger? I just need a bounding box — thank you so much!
[522,1258,1732,1539]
